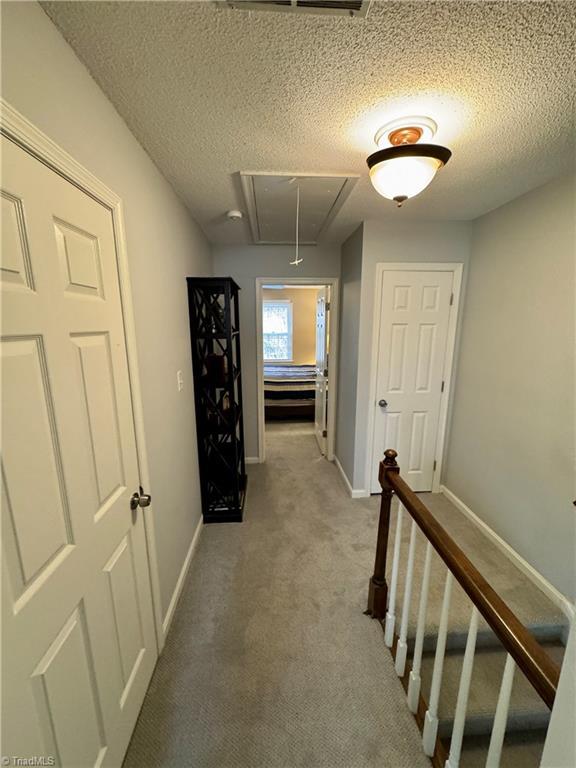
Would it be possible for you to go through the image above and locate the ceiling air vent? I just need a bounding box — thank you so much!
[221,0,370,18]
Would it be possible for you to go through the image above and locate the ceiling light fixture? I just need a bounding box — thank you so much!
[366,116,451,207]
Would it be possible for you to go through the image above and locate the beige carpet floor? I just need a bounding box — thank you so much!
[123,423,430,768]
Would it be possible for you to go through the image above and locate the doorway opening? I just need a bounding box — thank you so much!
[255,277,339,463]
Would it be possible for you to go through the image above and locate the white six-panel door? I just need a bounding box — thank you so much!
[1,136,157,767]
[370,269,454,493]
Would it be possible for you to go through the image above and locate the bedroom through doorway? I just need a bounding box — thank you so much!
[256,278,339,463]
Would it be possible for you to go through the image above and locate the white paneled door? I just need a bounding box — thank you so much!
[1,136,157,767]
[314,287,329,455]
[370,269,454,493]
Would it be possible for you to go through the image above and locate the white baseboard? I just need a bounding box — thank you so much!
[161,515,203,638]
[440,485,574,619]
[334,456,370,499]
[245,456,260,464]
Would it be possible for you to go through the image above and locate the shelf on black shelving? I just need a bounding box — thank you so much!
[195,330,239,340]
[199,374,228,390]
[204,487,246,522]
[204,409,241,435]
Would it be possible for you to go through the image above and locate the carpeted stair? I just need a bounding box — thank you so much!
[420,642,565,739]
[375,494,569,767]
[457,730,548,768]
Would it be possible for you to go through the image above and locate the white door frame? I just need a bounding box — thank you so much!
[365,262,463,494]
[1,100,165,651]
[255,276,340,463]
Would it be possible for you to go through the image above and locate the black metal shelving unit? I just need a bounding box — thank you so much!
[186,277,246,523]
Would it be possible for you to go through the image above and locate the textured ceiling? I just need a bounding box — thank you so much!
[42,1,576,245]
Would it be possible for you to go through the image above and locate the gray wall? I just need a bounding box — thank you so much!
[335,225,363,482]
[444,175,576,599]
[2,2,212,624]
[212,245,340,457]
[353,220,471,489]
[261,287,318,365]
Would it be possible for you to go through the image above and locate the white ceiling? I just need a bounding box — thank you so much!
[42,1,575,246]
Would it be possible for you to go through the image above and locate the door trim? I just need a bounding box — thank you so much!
[365,262,463,494]
[1,99,164,651]
[255,276,340,463]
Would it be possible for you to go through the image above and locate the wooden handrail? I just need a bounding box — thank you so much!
[367,449,560,710]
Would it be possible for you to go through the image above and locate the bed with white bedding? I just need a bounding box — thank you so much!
[263,364,316,420]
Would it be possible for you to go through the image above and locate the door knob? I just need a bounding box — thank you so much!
[130,486,152,510]
[378,399,388,408]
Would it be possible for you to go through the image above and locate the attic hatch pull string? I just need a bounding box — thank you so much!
[290,184,303,266]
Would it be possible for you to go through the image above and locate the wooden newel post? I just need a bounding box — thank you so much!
[366,448,399,620]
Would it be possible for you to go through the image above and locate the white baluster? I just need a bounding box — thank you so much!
[408,541,433,713]
[395,519,417,676]
[384,500,403,647]
[485,654,516,768]
[423,570,453,756]
[445,606,479,768]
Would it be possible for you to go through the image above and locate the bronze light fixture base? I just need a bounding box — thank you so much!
[388,126,423,146]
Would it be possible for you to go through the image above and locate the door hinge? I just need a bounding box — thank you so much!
[325,302,331,311]
[322,429,327,438]
[441,380,445,392]
[450,292,454,306]
[433,460,437,471]
[323,368,328,377]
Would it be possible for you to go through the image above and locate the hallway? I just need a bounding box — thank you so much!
[123,424,429,767]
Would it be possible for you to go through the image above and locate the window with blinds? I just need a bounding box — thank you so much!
[263,300,293,361]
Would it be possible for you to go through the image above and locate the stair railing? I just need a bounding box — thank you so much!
[366,449,561,767]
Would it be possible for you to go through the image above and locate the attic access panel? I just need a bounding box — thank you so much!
[239,173,358,245]
[220,0,370,18]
